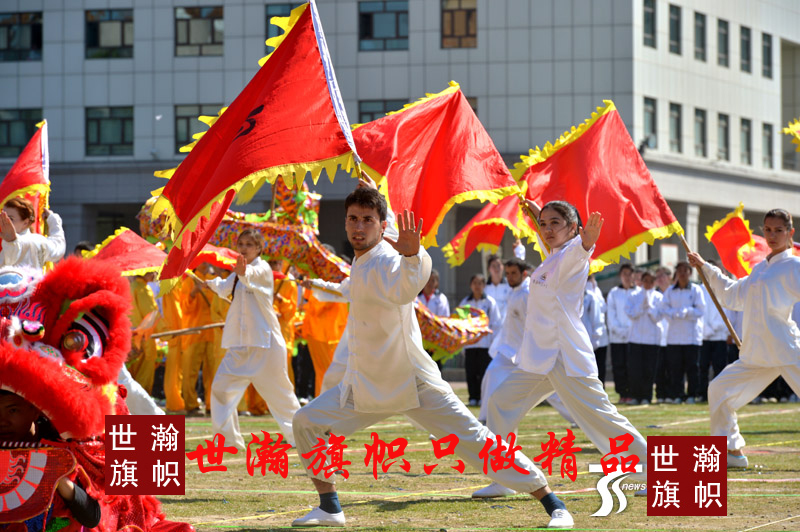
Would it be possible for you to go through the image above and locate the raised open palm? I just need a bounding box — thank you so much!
[384,209,423,257]
[579,211,603,251]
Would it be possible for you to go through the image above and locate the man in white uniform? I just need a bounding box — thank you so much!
[606,264,635,403]
[291,187,574,528]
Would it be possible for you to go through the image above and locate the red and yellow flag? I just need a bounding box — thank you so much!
[513,101,682,273]
[152,2,357,281]
[84,227,167,277]
[352,81,519,247]
[0,120,50,234]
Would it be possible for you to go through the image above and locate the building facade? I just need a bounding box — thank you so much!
[1,0,799,302]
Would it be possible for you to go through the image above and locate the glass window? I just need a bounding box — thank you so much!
[86,10,133,59]
[0,12,42,61]
[717,19,728,67]
[644,97,657,149]
[643,0,656,48]
[358,99,407,123]
[740,118,752,165]
[762,33,772,78]
[175,7,223,56]
[441,0,476,49]
[175,104,222,154]
[359,1,408,51]
[669,103,682,153]
[266,3,303,53]
[740,26,751,73]
[718,113,729,161]
[694,12,705,61]
[0,108,42,157]
[85,106,133,156]
[694,108,706,157]
[669,4,681,55]
[762,123,773,169]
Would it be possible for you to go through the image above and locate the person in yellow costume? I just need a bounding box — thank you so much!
[159,274,190,412]
[301,279,348,397]
[128,272,159,393]
[182,263,217,414]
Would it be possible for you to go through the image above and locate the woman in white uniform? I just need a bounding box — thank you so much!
[481,200,648,498]
[688,208,800,468]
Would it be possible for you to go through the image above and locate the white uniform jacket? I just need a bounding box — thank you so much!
[458,293,501,349]
[518,235,598,377]
[606,285,634,343]
[701,285,728,341]
[207,257,283,350]
[485,281,512,321]
[625,287,664,345]
[0,212,66,269]
[582,284,609,349]
[703,251,800,366]
[416,291,450,317]
[660,283,705,345]
[489,277,530,363]
[341,240,450,413]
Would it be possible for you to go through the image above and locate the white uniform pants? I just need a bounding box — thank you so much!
[293,379,549,493]
[479,355,575,426]
[708,360,800,450]
[486,357,648,471]
[118,366,164,416]
[211,345,300,449]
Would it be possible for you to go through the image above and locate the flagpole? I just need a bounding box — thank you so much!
[678,233,742,348]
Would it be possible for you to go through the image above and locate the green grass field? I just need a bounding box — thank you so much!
[162,384,800,532]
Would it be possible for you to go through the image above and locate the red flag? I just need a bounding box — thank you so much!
[0,120,50,233]
[442,194,535,267]
[352,82,519,247]
[153,2,355,281]
[189,243,238,271]
[84,227,167,277]
[513,101,682,273]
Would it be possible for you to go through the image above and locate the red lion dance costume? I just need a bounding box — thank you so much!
[0,257,192,532]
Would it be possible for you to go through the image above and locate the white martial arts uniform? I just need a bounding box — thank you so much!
[486,235,648,472]
[118,366,165,416]
[207,257,300,449]
[293,240,548,492]
[485,281,512,321]
[702,253,800,450]
[0,212,65,270]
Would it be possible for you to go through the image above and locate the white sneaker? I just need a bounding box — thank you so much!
[686,397,696,405]
[292,507,346,527]
[727,453,749,468]
[640,399,650,405]
[471,482,517,498]
[547,508,574,528]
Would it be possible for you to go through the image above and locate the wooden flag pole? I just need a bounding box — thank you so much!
[152,322,224,339]
[678,233,742,348]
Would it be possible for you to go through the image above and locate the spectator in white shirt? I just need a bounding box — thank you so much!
[416,268,450,317]
[624,271,663,404]
[459,274,502,406]
[653,266,672,403]
[0,197,65,270]
[659,261,705,404]
[513,237,526,261]
[485,254,512,321]
[581,274,609,385]
[699,260,731,402]
[606,263,635,403]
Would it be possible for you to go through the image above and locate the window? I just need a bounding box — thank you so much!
[717,19,729,67]
[644,97,657,149]
[441,0,476,48]
[86,107,133,156]
[762,123,773,169]
[694,108,706,157]
[266,3,303,53]
[0,109,42,157]
[358,99,407,122]
[694,12,706,61]
[669,4,681,55]
[740,26,751,73]
[740,118,752,165]
[175,7,223,56]
[643,0,656,48]
[0,12,42,61]
[359,1,408,51]
[718,113,729,160]
[175,104,222,153]
[762,33,772,78]
[85,10,133,59]
[669,103,682,153]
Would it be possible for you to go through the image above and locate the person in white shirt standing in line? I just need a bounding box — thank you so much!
[699,260,730,402]
[0,197,65,270]
[624,271,664,405]
[417,268,450,370]
[689,208,800,468]
[206,228,300,450]
[582,274,609,386]
[291,187,574,529]
[653,267,672,403]
[459,274,502,406]
[485,254,512,320]
[480,200,648,500]
[606,263,635,403]
[659,261,705,404]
